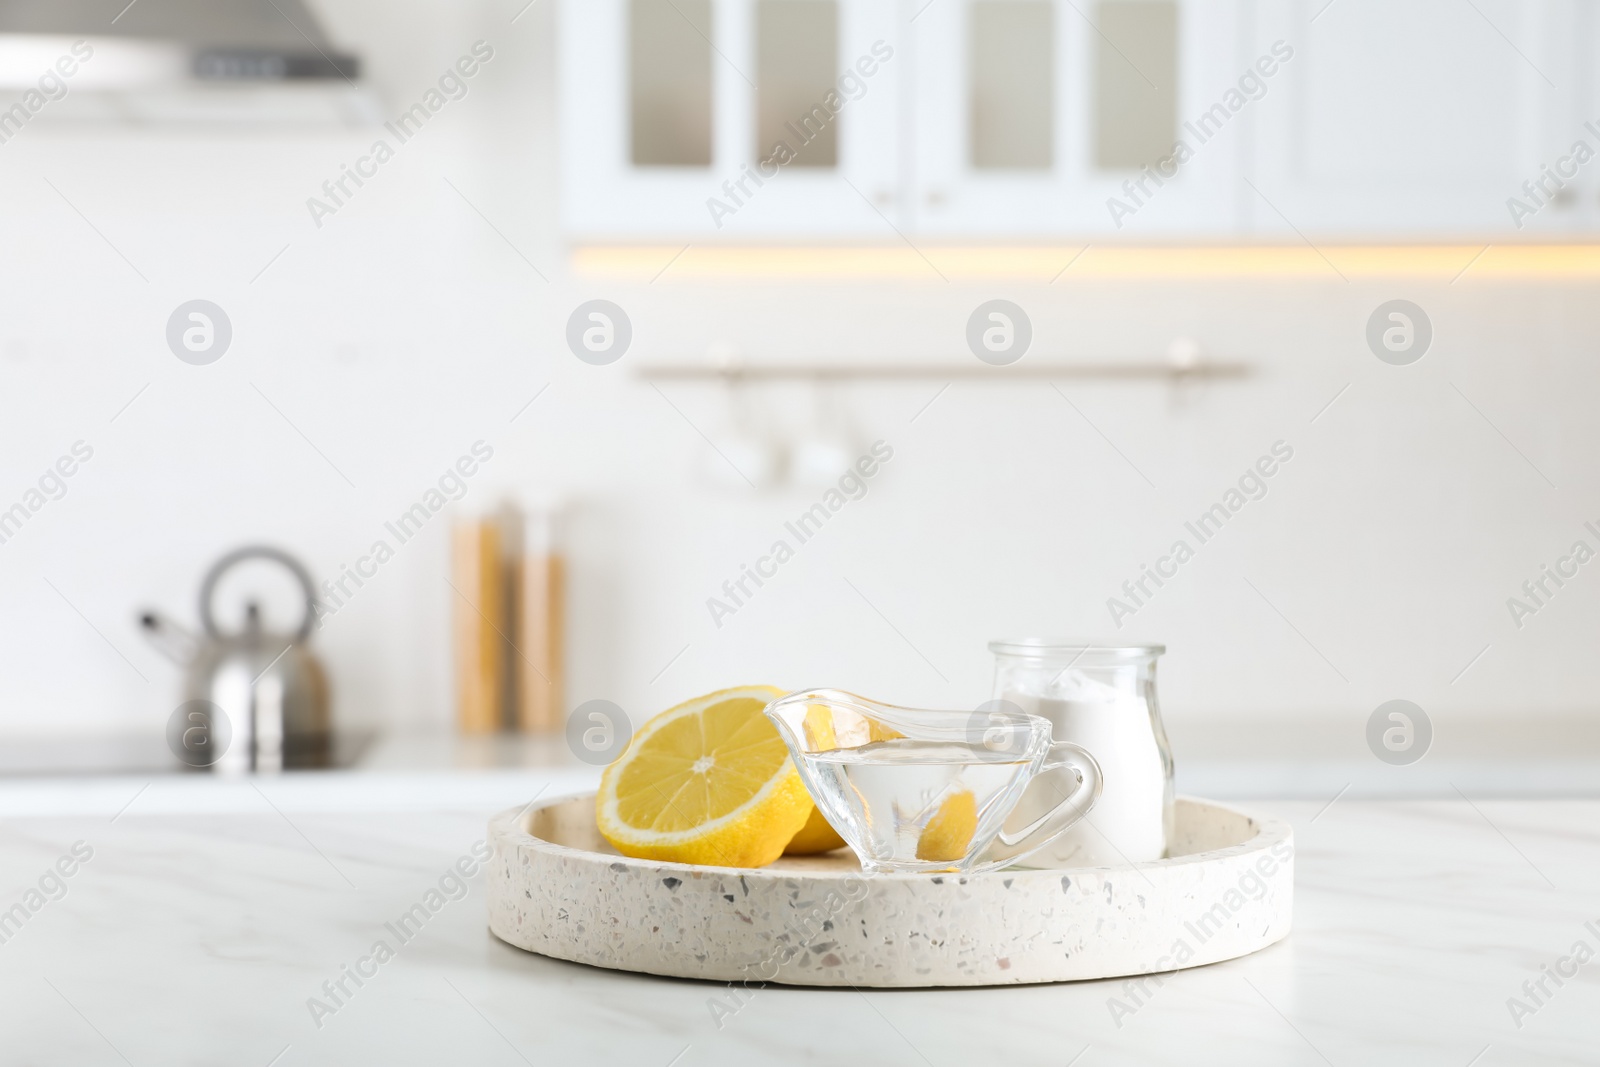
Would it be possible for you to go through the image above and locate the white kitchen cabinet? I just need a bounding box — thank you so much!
[561,0,1600,241]
[560,0,901,239]
[908,0,1250,237]
[1247,0,1584,238]
[1563,0,1600,233]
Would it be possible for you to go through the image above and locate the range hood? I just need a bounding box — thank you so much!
[0,0,378,126]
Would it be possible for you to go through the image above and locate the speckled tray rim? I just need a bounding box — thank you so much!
[486,793,1295,988]
[490,793,1291,882]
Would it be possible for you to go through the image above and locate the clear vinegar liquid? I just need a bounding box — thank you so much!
[804,739,1031,868]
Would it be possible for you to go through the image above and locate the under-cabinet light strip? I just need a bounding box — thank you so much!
[636,362,1251,380]
[573,244,1600,280]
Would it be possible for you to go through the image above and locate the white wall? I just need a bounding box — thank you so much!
[0,0,1596,747]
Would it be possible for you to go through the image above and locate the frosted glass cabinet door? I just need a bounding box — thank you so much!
[560,0,901,238]
[1247,0,1577,237]
[910,0,1247,237]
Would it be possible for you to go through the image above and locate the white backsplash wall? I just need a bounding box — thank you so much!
[0,0,1596,744]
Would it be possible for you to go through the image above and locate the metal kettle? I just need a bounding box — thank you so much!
[141,546,331,773]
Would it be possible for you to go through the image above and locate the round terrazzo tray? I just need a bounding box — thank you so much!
[485,793,1293,988]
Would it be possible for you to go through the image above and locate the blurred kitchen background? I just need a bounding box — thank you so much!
[2,0,1598,795]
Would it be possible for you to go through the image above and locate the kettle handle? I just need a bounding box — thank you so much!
[199,546,319,642]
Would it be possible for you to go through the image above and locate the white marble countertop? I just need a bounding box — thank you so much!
[0,772,1595,1066]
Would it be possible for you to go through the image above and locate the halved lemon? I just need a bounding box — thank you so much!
[784,804,847,855]
[596,686,812,868]
[916,789,977,863]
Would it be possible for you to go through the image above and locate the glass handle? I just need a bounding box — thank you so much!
[974,742,1103,871]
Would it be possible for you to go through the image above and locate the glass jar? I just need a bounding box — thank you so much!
[989,641,1173,865]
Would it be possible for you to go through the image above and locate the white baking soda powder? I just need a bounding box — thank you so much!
[1004,670,1168,867]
